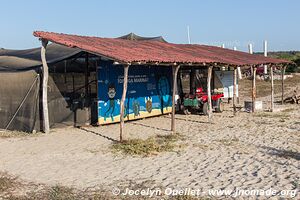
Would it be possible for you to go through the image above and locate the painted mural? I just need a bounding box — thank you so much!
[97,63,172,124]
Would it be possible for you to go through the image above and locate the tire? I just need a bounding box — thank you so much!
[215,99,224,113]
[202,102,209,115]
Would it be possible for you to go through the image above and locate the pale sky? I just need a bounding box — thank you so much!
[0,0,299,52]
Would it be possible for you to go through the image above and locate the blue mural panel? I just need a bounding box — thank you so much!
[98,63,172,124]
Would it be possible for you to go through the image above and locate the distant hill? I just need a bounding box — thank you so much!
[256,51,300,61]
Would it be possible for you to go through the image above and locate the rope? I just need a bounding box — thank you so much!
[5,75,40,130]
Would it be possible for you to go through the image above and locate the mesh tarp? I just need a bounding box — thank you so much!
[0,44,86,132]
[118,32,167,43]
[0,43,81,71]
[0,70,40,132]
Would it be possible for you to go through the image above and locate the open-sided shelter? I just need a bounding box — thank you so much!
[32,31,290,141]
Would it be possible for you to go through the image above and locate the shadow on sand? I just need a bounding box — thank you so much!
[131,121,170,132]
[79,127,118,142]
[163,115,214,124]
[260,146,300,160]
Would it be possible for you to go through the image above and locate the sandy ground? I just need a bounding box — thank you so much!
[0,101,299,199]
[1,76,300,199]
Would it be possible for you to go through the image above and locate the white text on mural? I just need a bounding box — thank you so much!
[118,75,149,84]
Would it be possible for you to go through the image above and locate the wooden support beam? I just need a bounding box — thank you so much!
[252,67,257,113]
[85,53,89,97]
[119,64,130,142]
[171,65,180,133]
[41,39,50,134]
[190,68,195,94]
[72,73,76,127]
[281,65,286,105]
[84,53,90,125]
[233,68,237,115]
[270,65,274,112]
[207,66,213,118]
[237,66,241,104]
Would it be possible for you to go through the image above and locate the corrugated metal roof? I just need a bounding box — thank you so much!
[33,31,290,66]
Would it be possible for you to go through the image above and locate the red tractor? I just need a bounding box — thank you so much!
[179,87,224,115]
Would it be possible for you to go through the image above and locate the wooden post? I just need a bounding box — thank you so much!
[171,65,180,133]
[190,68,195,94]
[85,53,89,97]
[41,39,50,134]
[207,66,213,118]
[252,67,257,113]
[248,44,254,77]
[84,53,90,125]
[233,45,241,104]
[281,65,286,105]
[72,73,76,127]
[263,40,268,75]
[120,64,129,142]
[270,65,274,112]
[233,67,237,115]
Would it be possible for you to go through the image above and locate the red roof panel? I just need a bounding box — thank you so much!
[33,31,290,66]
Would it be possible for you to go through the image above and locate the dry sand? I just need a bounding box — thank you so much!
[0,102,299,199]
[1,76,300,199]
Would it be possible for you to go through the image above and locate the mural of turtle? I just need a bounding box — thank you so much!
[145,97,152,113]
[132,100,140,117]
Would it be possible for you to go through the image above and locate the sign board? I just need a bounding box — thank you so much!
[214,71,238,98]
[97,63,172,125]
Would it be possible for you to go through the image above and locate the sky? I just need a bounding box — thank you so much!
[0,0,299,52]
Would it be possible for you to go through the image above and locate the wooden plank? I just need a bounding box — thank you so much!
[270,65,274,112]
[41,39,50,134]
[281,65,286,105]
[233,68,237,115]
[207,66,213,118]
[171,65,180,133]
[120,64,129,142]
[252,67,257,113]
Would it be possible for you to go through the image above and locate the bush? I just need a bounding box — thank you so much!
[285,64,300,73]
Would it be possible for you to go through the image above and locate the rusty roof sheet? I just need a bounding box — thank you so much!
[33,31,290,66]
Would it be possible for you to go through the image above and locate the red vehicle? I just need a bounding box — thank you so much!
[179,87,224,115]
[244,66,264,78]
[244,65,281,79]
